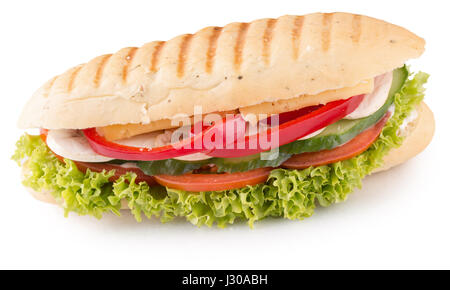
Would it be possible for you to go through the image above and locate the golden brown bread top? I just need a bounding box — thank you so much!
[18,12,425,129]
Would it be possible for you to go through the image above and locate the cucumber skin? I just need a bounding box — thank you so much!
[137,158,208,176]
[212,152,292,173]
[135,67,408,175]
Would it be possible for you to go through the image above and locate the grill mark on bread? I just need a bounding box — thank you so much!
[122,47,138,83]
[291,16,304,60]
[177,34,193,78]
[94,54,112,87]
[150,41,165,72]
[352,14,362,43]
[43,76,58,97]
[67,66,82,92]
[234,22,250,71]
[322,13,333,51]
[205,27,223,73]
[262,19,277,65]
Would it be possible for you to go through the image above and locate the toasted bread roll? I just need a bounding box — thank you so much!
[18,13,424,130]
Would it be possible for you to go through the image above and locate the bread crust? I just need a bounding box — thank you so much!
[23,102,435,207]
[18,13,424,129]
[373,102,434,173]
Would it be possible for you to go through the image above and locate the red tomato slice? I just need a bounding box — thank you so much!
[153,167,273,192]
[281,113,390,169]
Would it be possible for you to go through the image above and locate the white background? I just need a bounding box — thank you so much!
[1,0,449,270]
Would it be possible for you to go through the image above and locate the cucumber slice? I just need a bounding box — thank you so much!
[212,152,292,173]
[133,66,408,176]
[136,152,292,175]
[137,159,208,175]
[279,66,408,154]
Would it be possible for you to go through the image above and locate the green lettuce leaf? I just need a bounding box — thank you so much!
[12,69,429,227]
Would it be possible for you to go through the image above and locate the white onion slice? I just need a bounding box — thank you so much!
[46,129,114,163]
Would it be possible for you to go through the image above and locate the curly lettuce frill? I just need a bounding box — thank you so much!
[12,70,428,227]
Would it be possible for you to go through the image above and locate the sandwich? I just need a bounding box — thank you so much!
[13,12,434,227]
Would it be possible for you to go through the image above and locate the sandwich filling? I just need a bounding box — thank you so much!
[13,67,428,227]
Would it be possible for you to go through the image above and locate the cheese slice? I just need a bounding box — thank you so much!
[98,119,180,141]
[99,110,237,141]
[239,79,374,123]
[98,79,373,141]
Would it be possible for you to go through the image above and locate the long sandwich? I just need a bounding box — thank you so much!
[13,12,434,227]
